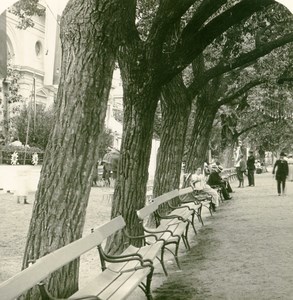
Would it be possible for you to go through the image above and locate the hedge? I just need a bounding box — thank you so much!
[0,145,44,165]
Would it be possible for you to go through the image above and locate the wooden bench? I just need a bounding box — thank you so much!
[137,189,199,276]
[181,173,215,217]
[0,216,163,300]
[178,186,211,223]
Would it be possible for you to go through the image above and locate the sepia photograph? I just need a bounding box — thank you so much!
[1,0,293,299]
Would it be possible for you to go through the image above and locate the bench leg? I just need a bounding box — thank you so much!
[181,223,190,250]
[139,267,154,300]
[190,213,198,235]
[196,204,204,226]
[156,248,168,276]
[164,239,181,270]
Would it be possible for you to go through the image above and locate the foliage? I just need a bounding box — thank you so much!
[11,104,55,150]
[0,144,44,165]
[248,119,293,154]
[8,0,44,29]
[5,59,25,106]
[97,128,114,160]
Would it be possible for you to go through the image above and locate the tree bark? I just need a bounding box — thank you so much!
[108,83,159,252]
[20,0,121,298]
[153,75,191,197]
[185,97,218,174]
[220,142,237,168]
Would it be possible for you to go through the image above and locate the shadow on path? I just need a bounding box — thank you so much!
[153,172,293,300]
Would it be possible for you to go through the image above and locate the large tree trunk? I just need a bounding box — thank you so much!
[107,41,160,250]
[153,76,191,197]
[185,98,218,174]
[220,143,237,168]
[20,1,121,298]
[108,86,159,252]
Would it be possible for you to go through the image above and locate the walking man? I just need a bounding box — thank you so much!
[247,150,255,186]
[272,152,289,196]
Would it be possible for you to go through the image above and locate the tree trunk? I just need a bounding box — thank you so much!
[220,142,237,168]
[20,1,121,298]
[153,75,191,198]
[185,99,218,174]
[107,75,160,252]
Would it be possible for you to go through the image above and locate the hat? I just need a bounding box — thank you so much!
[211,164,220,172]
[280,152,286,157]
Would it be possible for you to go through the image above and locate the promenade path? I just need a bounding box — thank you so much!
[150,171,293,300]
[1,166,293,299]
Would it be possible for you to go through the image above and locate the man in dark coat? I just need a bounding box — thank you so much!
[207,165,232,200]
[272,152,289,196]
[246,150,256,186]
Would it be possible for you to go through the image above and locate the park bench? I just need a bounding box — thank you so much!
[0,216,163,300]
[137,189,199,275]
[178,186,211,223]
[182,173,215,217]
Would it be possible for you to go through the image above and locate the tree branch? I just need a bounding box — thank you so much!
[188,32,293,95]
[218,78,267,106]
[147,0,196,51]
[236,119,274,137]
[180,0,227,38]
[161,0,274,83]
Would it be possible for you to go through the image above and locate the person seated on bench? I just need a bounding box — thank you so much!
[207,165,232,200]
[215,161,233,193]
[191,167,219,211]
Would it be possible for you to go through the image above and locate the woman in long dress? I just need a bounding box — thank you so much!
[287,154,293,181]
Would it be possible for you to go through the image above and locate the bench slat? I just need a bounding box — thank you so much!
[154,189,179,206]
[99,268,150,300]
[178,187,193,195]
[0,216,126,300]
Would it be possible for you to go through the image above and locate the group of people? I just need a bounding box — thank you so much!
[235,150,293,196]
[235,150,256,188]
[189,162,233,212]
[185,150,292,211]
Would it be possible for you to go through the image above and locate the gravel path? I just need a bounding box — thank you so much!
[152,171,293,300]
[2,168,293,299]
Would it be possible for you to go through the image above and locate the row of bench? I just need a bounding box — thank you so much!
[0,187,213,300]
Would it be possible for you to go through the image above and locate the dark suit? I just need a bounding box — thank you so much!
[246,154,255,186]
[273,159,289,194]
[207,171,231,200]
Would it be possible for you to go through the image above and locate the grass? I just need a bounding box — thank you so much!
[0,186,114,287]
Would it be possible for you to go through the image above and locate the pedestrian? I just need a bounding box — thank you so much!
[287,154,293,181]
[15,168,29,204]
[246,150,256,186]
[235,154,246,188]
[272,152,289,196]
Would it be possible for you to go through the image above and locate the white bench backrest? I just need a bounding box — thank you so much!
[154,189,179,206]
[178,187,193,196]
[0,216,126,300]
[137,201,159,220]
[137,189,179,220]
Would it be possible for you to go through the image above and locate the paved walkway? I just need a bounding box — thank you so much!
[150,171,293,300]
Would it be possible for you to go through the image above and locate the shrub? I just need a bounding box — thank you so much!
[0,145,44,165]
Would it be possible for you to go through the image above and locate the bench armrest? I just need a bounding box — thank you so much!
[123,228,159,243]
[168,203,194,212]
[143,227,180,239]
[159,214,186,222]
